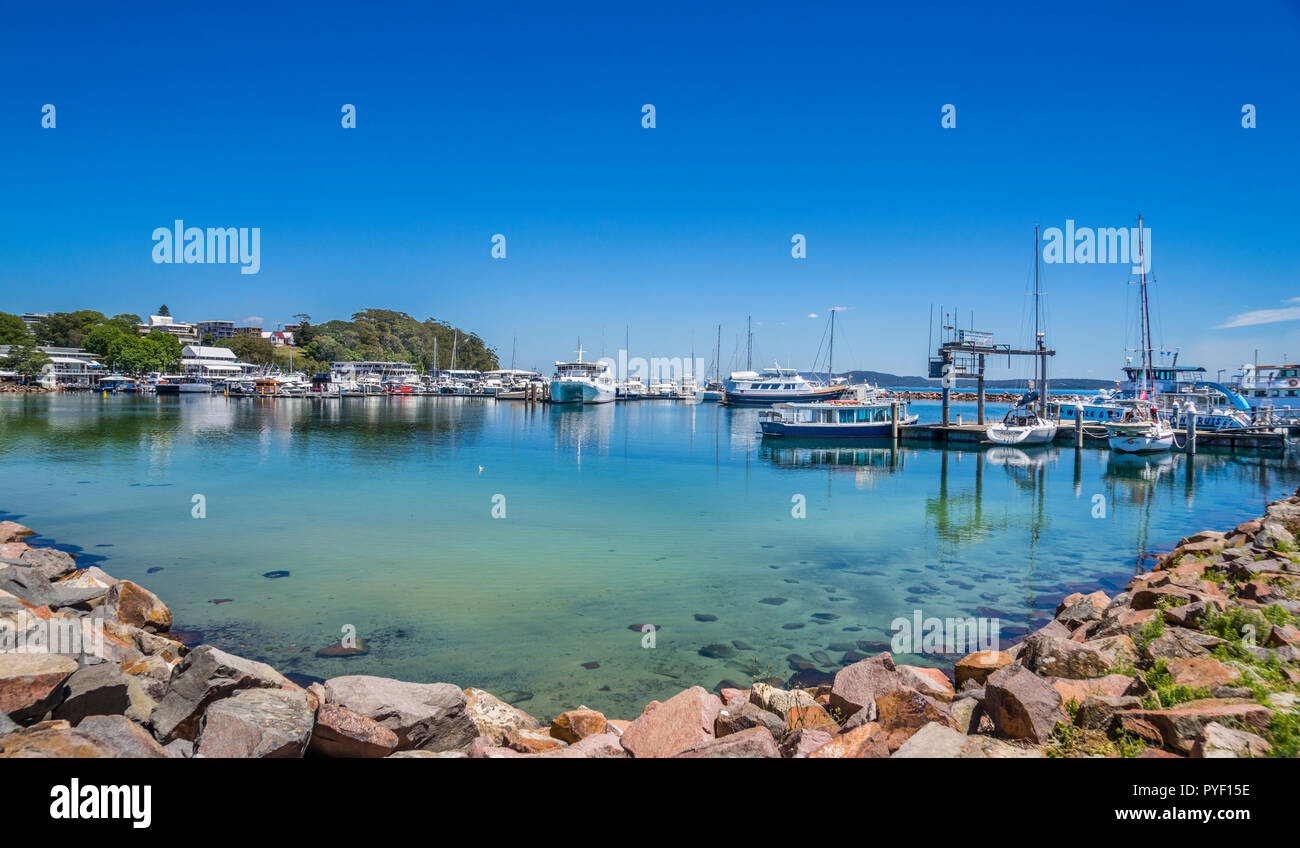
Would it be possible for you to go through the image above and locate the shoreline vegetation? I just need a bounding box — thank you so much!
[2,495,1299,759]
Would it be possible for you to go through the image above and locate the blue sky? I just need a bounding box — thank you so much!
[1,1,1297,378]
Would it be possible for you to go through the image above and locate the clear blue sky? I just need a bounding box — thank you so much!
[2,1,1297,378]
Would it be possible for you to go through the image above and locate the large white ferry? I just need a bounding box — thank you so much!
[549,346,616,404]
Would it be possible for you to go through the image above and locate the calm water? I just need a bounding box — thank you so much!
[2,394,1295,718]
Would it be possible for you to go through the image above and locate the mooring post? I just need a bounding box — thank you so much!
[1074,407,1083,448]
[891,401,899,442]
[1188,410,1197,455]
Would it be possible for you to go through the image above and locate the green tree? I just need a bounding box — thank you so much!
[33,311,107,347]
[157,304,170,317]
[0,312,31,345]
[143,331,182,371]
[2,340,52,383]
[83,323,132,359]
[220,334,273,366]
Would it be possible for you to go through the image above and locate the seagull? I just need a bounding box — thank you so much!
[477,465,484,474]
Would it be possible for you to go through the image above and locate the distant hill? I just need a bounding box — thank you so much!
[833,370,1117,390]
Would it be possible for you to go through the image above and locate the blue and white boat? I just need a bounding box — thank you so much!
[1051,365,1252,431]
[549,350,616,404]
[759,397,916,438]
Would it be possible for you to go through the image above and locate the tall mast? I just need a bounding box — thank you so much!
[1137,214,1151,397]
[715,324,721,382]
[1034,224,1041,403]
[828,308,835,385]
[746,315,753,371]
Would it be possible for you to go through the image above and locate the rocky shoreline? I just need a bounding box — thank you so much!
[2,493,1299,758]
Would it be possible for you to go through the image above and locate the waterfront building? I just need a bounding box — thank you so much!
[0,345,105,388]
[138,315,199,344]
[196,320,235,341]
[180,345,259,380]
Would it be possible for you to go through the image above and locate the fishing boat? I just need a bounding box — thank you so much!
[759,396,917,438]
[549,344,616,404]
[1104,217,1174,454]
[987,397,1058,445]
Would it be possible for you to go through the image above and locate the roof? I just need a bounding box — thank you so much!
[182,345,238,359]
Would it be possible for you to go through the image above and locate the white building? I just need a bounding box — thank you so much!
[139,315,198,344]
[0,345,104,388]
[180,345,258,380]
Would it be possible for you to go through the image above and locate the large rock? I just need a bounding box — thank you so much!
[828,653,902,719]
[323,675,476,752]
[0,652,78,721]
[551,707,607,743]
[1116,699,1273,754]
[0,564,106,610]
[1165,656,1241,689]
[463,687,539,744]
[954,650,1012,689]
[874,688,958,752]
[107,581,172,633]
[75,715,168,758]
[52,662,131,724]
[891,721,970,758]
[195,688,315,758]
[1190,722,1273,758]
[748,682,817,717]
[150,645,292,742]
[17,548,78,581]
[1075,695,1142,730]
[784,703,839,735]
[309,703,398,758]
[0,521,33,544]
[896,665,956,700]
[620,686,722,758]
[1142,628,1227,662]
[716,701,785,738]
[984,664,1065,744]
[0,720,118,757]
[539,732,627,758]
[808,721,889,758]
[779,727,835,758]
[675,726,779,758]
[1021,634,1110,679]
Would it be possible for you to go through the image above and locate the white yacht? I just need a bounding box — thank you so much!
[550,348,616,404]
[1106,401,1175,453]
[986,403,1058,445]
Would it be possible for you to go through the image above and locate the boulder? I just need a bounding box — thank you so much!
[195,688,314,758]
[891,721,970,758]
[784,703,839,734]
[52,662,131,725]
[0,720,117,757]
[1048,674,1135,706]
[504,728,567,753]
[620,686,723,758]
[1165,657,1241,689]
[539,732,627,758]
[323,675,476,752]
[953,650,1012,689]
[779,727,835,758]
[120,655,175,702]
[107,581,172,633]
[551,707,607,743]
[0,652,78,721]
[748,682,817,717]
[808,721,889,758]
[1021,634,1110,679]
[75,715,168,758]
[1075,695,1142,731]
[462,687,539,744]
[1190,721,1273,758]
[874,688,958,752]
[1142,628,1227,662]
[984,664,1065,744]
[715,701,785,739]
[17,548,77,581]
[675,726,780,758]
[950,697,982,734]
[309,703,398,758]
[0,521,34,543]
[896,665,956,700]
[828,653,902,719]
[150,645,292,742]
[1116,699,1273,754]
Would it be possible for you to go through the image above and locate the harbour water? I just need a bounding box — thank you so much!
[2,393,1295,718]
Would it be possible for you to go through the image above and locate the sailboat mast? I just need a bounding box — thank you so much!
[1137,214,1151,397]
[746,316,752,372]
[715,324,721,382]
[828,309,835,385]
[1034,224,1041,410]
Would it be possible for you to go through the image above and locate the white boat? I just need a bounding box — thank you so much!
[987,401,1059,445]
[549,345,616,404]
[759,397,917,438]
[154,376,212,394]
[724,312,850,406]
[617,377,646,400]
[1106,402,1175,453]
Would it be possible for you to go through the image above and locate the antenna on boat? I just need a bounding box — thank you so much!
[576,338,585,362]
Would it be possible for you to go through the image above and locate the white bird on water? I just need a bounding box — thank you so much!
[477,465,484,474]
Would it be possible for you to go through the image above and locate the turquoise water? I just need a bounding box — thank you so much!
[1,393,1295,719]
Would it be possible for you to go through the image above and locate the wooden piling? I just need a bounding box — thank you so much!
[1074,409,1083,448]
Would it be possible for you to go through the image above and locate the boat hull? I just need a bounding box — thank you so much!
[986,423,1059,445]
[550,380,615,404]
[1106,424,1175,453]
[724,385,850,406]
